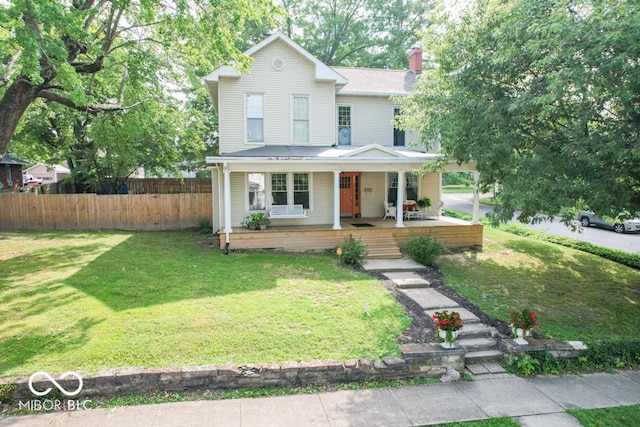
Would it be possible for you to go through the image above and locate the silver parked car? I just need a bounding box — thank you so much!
[578,210,640,234]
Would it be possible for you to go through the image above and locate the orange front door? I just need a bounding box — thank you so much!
[339,172,362,218]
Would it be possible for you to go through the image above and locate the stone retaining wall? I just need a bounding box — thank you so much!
[1,344,465,400]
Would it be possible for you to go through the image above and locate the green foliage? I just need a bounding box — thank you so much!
[442,172,474,186]
[197,217,212,234]
[0,383,16,404]
[241,213,270,229]
[507,339,640,376]
[281,0,430,67]
[502,224,640,270]
[416,196,431,209]
[399,0,640,224]
[442,209,472,221]
[405,234,443,266]
[568,404,640,427]
[430,417,520,427]
[337,237,368,267]
[510,355,541,376]
[0,0,281,156]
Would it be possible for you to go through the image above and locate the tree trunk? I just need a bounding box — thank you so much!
[0,78,42,156]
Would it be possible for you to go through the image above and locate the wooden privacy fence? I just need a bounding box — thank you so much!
[0,193,213,231]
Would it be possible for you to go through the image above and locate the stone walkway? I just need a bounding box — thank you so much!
[363,258,504,374]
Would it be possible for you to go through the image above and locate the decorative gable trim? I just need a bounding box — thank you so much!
[338,144,406,159]
[204,31,347,85]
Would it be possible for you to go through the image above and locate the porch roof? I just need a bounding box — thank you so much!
[207,144,437,163]
[206,144,477,172]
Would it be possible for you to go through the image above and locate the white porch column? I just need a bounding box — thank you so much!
[472,171,480,224]
[395,170,405,228]
[223,164,232,240]
[333,171,342,230]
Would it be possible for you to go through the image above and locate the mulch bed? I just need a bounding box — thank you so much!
[362,267,514,345]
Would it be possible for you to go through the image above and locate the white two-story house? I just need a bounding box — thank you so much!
[205,31,481,253]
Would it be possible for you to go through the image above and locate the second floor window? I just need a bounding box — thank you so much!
[338,105,351,145]
[246,93,264,143]
[393,107,405,146]
[293,96,309,143]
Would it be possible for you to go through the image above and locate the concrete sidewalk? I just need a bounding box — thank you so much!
[2,370,639,426]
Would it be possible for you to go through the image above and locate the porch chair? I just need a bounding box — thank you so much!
[427,200,444,219]
[383,202,396,220]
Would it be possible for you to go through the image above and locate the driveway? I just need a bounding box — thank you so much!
[442,193,640,254]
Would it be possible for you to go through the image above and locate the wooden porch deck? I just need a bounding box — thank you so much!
[222,216,483,253]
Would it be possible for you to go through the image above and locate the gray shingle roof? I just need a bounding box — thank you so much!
[332,67,419,96]
[0,155,29,165]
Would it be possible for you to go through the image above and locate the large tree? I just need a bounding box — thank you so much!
[399,0,640,223]
[279,0,432,67]
[0,0,280,157]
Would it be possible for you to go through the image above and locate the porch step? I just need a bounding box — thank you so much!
[356,231,402,259]
[457,323,499,340]
[457,337,498,352]
[464,349,505,364]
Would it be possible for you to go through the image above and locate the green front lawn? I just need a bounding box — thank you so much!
[439,227,640,341]
[0,231,409,376]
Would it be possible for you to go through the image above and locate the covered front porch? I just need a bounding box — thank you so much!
[223,216,483,257]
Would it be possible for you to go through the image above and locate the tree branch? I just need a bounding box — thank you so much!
[37,90,147,114]
[0,50,22,88]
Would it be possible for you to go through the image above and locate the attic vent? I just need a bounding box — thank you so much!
[272,58,285,71]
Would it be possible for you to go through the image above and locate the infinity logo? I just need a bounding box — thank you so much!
[28,371,83,397]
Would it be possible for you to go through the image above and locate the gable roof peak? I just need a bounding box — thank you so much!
[204,31,347,85]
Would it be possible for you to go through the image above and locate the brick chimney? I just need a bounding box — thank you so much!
[409,45,423,74]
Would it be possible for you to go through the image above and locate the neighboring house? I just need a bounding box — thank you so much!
[204,31,481,252]
[24,163,71,184]
[0,155,28,191]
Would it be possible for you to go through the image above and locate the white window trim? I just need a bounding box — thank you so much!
[291,94,311,144]
[336,104,354,146]
[265,172,313,212]
[392,105,406,147]
[386,172,419,201]
[246,172,267,212]
[244,92,266,145]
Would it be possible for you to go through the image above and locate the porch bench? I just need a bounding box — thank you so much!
[269,204,308,219]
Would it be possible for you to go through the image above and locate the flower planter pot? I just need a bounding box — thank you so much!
[259,224,267,230]
[438,329,458,349]
[513,327,528,345]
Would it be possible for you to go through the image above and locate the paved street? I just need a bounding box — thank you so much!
[442,193,640,253]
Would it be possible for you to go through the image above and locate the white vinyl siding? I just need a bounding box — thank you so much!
[218,39,336,154]
[335,95,424,149]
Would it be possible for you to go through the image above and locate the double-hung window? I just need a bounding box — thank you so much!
[247,172,311,211]
[293,173,310,208]
[393,107,405,146]
[293,96,309,143]
[337,105,352,145]
[387,172,418,203]
[246,93,264,143]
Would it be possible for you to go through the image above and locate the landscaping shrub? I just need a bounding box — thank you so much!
[337,237,368,267]
[507,338,640,376]
[197,217,213,234]
[405,234,443,266]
